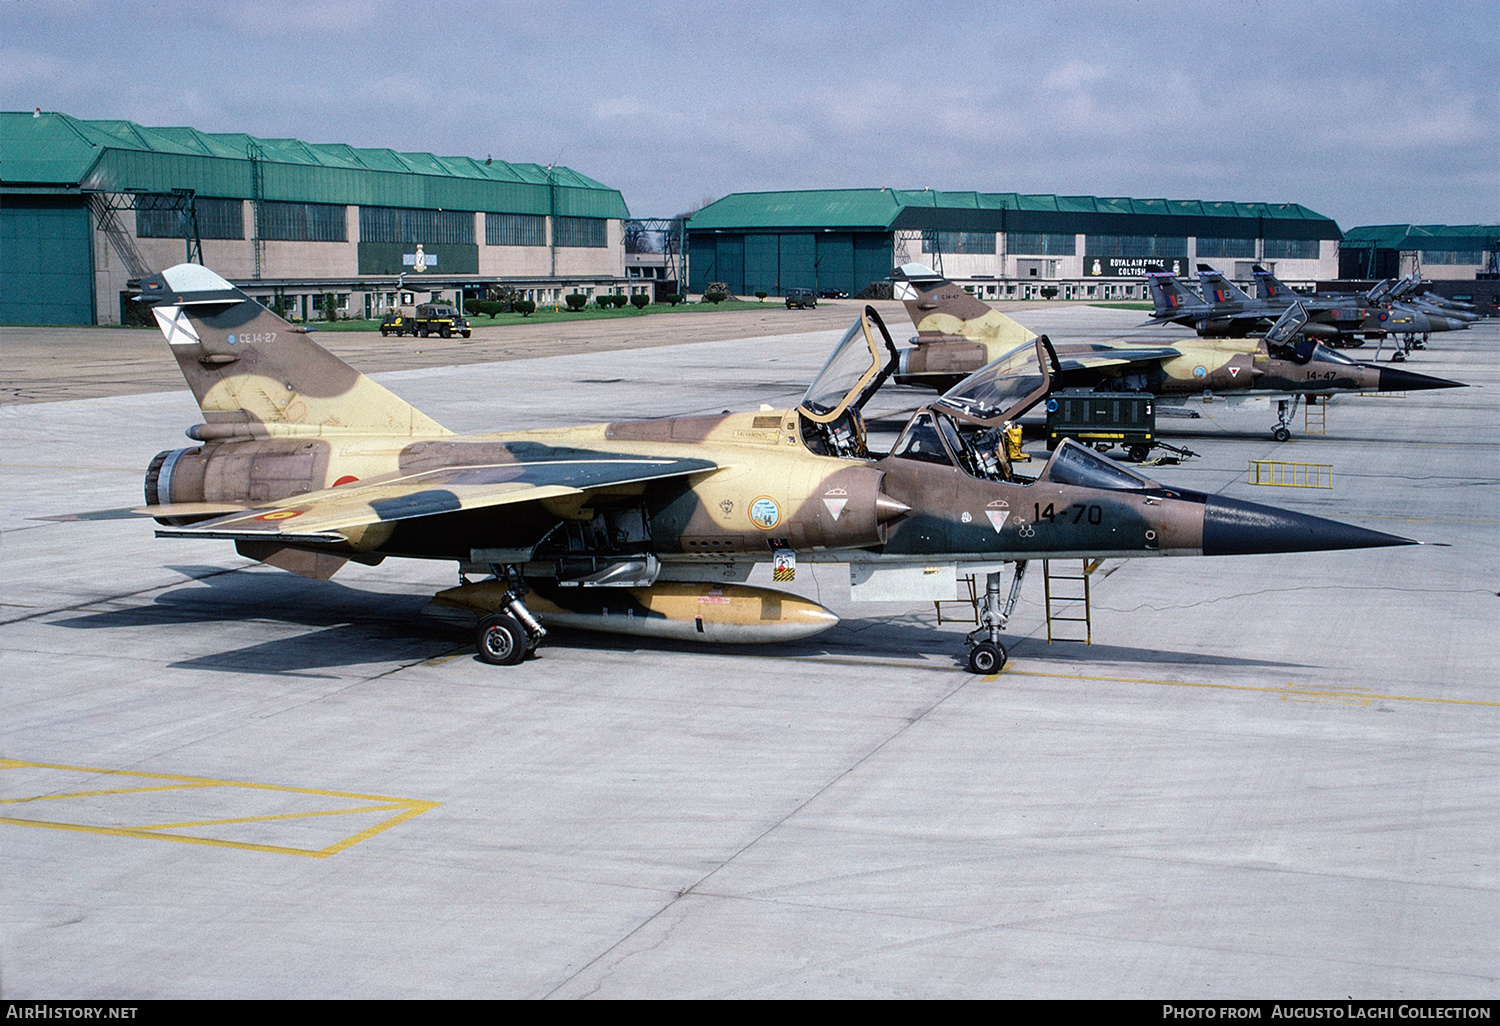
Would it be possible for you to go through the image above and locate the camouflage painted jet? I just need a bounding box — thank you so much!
[893,264,1463,442]
[51,264,1421,672]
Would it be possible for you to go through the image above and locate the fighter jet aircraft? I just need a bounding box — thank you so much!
[49,263,1420,672]
[893,264,1463,442]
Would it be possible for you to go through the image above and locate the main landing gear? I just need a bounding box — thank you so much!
[474,568,546,665]
[1272,397,1300,442]
[965,561,1027,673]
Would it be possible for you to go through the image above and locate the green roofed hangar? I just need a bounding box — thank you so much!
[1,112,633,325]
[686,188,1343,302]
[1338,224,1500,281]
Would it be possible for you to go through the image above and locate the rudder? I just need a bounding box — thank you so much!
[141,264,449,437]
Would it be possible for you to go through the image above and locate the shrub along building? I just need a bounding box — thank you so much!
[0,112,632,325]
[686,188,1342,302]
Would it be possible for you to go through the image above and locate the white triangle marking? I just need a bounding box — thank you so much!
[823,498,847,520]
[985,510,1009,532]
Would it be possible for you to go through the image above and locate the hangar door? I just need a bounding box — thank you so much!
[0,196,94,325]
[691,231,892,297]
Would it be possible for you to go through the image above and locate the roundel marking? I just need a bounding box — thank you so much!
[748,496,781,530]
[255,509,304,522]
[1192,365,1208,379]
[225,334,237,345]
[333,475,360,487]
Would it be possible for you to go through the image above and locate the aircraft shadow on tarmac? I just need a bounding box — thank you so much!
[48,564,1319,677]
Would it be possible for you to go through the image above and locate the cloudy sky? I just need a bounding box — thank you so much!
[3,0,1495,227]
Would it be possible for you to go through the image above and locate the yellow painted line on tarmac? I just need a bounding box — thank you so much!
[0,781,222,804]
[987,666,1499,708]
[421,650,472,667]
[0,759,439,858]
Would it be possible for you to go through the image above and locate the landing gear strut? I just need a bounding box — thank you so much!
[473,566,546,665]
[965,561,1026,673]
[1272,397,1300,443]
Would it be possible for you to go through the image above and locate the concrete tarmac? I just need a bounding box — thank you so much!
[1,306,1495,998]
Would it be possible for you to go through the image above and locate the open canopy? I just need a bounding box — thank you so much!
[798,306,898,424]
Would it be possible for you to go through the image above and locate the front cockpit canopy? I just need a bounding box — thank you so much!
[798,306,898,457]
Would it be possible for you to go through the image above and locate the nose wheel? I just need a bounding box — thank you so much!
[967,641,1007,674]
[1271,397,1299,442]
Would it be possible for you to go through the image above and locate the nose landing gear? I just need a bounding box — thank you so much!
[964,561,1027,673]
[1272,397,1300,442]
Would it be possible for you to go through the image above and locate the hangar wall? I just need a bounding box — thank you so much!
[687,189,1344,300]
[1,113,634,325]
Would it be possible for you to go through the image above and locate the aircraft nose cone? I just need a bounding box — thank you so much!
[1201,495,1415,556]
[1377,366,1467,392]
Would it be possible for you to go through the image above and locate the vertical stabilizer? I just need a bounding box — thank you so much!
[140,265,449,437]
[892,264,1036,346]
[1196,265,1254,308]
[1251,264,1295,302]
[1145,272,1205,319]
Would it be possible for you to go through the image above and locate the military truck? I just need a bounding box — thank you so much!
[379,306,417,336]
[412,302,470,338]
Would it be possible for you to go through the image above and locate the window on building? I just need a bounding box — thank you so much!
[1262,238,1320,260]
[1196,237,1256,259]
[136,197,245,240]
[486,212,547,247]
[359,207,473,245]
[920,230,997,255]
[554,216,607,248]
[260,201,348,242]
[1420,250,1484,265]
[1086,235,1189,257]
[1006,232,1075,255]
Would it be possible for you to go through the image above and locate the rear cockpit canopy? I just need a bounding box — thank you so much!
[889,406,1162,492]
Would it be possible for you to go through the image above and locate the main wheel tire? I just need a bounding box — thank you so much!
[440,326,451,338]
[967,641,1007,674]
[476,613,527,666]
[380,327,389,336]
[1272,426,1291,442]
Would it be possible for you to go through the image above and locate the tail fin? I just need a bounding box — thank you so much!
[140,264,449,438]
[1251,264,1295,302]
[1196,264,1253,307]
[891,264,1036,346]
[1145,272,1203,319]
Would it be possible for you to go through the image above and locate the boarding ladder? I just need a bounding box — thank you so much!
[1303,394,1328,435]
[1042,559,1096,644]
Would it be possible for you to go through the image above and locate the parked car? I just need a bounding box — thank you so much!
[785,288,817,309]
[818,288,848,299]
